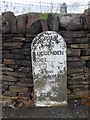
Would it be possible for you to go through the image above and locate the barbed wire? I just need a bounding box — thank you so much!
[0,0,88,15]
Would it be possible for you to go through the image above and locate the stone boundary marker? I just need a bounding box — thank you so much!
[31,31,67,107]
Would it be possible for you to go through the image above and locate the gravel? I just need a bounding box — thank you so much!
[2,98,89,118]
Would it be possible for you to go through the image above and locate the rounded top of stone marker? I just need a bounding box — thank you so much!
[31,31,66,49]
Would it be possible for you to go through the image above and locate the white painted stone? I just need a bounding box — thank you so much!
[31,31,67,107]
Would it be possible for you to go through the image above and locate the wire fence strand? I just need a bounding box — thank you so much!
[0,0,88,15]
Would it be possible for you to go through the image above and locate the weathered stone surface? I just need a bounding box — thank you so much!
[2,34,12,37]
[3,59,15,65]
[84,8,90,15]
[26,34,36,38]
[6,64,18,70]
[17,14,27,34]
[67,49,80,56]
[71,44,88,49]
[75,90,89,98]
[70,73,84,77]
[0,83,2,90]
[16,60,31,67]
[58,31,86,38]
[2,85,8,93]
[2,50,11,54]
[83,67,88,73]
[18,67,30,73]
[11,19,17,33]
[26,13,39,26]
[16,81,33,87]
[9,86,29,92]
[86,33,90,37]
[3,72,26,78]
[68,80,89,86]
[88,43,90,49]
[32,31,67,106]
[25,37,33,43]
[81,49,90,56]
[18,77,33,82]
[12,34,24,37]
[71,38,88,44]
[11,49,24,55]
[64,38,88,44]
[0,15,2,33]
[84,96,90,107]
[3,81,15,86]
[68,61,85,68]
[26,73,33,78]
[2,97,12,107]
[81,56,90,60]
[24,43,32,48]
[67,57,80,61]
[18,92,30,98]
[67,68,83,74]
[0,64,2,71]
[3,91,17,97]
[11,49,30,55]
[81,8,90,29]
[59,14,82,30]
[2,11,16,33]
[72,74,85,80]
[83,15,90,30]
[69,84,88,90]
[0,68,2,74]
[13,37,26,41]
[2,75,17,82]
[0,72,2,75]
[86,60,90,68]
[3,54,25,59]
[26,14,42,34]
[3,42,23,49]
[47,14,59,31]
[85,74,90,81]
[41,20,48,31]
[27,20,42,34]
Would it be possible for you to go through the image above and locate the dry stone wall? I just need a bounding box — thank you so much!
[1,9,90,107]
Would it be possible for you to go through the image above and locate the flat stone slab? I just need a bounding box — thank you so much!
[31,31,67,107]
